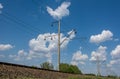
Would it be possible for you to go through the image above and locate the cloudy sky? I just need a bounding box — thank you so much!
[0,0,120,76]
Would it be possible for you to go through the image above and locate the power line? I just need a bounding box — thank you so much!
[60,20,75,33]
[1,11,42,36]
[5,11,41,32]
[1,13,34,35]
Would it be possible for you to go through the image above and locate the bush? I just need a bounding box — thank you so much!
[40,62,54,70]
[59,63,82,74]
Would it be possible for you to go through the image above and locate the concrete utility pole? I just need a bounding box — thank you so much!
[51,21,76,71]
[51,20,61,71]
[96,56,101,76]
[58,20,60,71]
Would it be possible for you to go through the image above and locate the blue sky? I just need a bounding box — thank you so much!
[0,0,120,76]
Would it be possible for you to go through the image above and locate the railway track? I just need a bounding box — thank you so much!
[0,61,81,79]
[0,61,59,72]
[0,61,80,74]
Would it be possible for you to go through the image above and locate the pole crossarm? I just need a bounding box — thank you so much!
[60,29,76,45]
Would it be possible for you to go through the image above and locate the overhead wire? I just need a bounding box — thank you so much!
[1,13,34,36]
[1,11,43,36]
[31,0,48,13]
[6,11,42,32]
[61,20,91,52]
[60,20,74,33]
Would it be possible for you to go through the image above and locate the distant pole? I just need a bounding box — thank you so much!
[58,20,60,71]
[96,56,101,76]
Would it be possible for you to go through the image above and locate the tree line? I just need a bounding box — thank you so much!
[39,62,82,74]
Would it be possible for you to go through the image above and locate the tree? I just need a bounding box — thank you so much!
[59,63,69,73]
[69,65,82,74]
[31,65,37,68]
[40,62,54,70]
[59,63,82,74]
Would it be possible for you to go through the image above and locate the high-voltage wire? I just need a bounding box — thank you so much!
[1,11,42,36]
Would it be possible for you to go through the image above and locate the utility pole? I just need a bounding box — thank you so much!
[51,21,76,71]
[96,56,101,77]
[51,20,61,71]
[58,20,60,71]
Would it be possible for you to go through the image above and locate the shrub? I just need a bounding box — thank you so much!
[59,63,82,74]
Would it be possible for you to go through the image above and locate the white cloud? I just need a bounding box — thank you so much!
[0,3,3,9]
[9,30,75,62]
[106,45,120,76]
[90,46,107,62]
[0,3,3,13]
[111,45,120,60]
[110,59,120,65]
[90,30,113,44]
[47,1,71,20]
[0,44,13,51]
[28,30,75,63]
[108,59,120,76]
[114,38,119,42]
[29,33,58,56]
[71,61,78,65]
[109,45,120,67]
[18,50,27,57]
[26,50,45,60]
[71,50,88,65]
[9,50,28,61]
[72,51,88,61]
